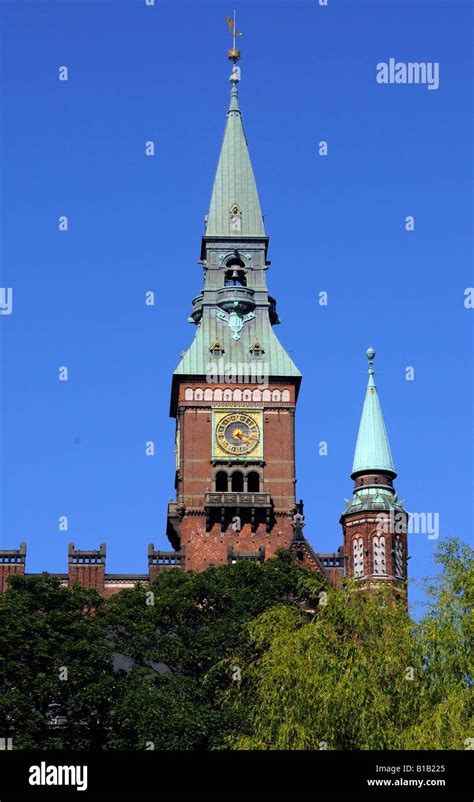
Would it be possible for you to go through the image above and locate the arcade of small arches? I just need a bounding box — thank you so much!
[184,387,291,403]
[213,468,262,493]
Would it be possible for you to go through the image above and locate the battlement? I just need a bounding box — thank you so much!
[148,544,185,581]
[68,543,106,592]
[0,542,27,592]
[0,542,187,597]
[0,542,26,564]
[318,552,344,569]
[68,542,106,565]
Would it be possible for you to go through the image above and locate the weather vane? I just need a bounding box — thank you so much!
[226,11,242,64]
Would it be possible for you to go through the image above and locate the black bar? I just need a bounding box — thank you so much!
[0,750,470,802]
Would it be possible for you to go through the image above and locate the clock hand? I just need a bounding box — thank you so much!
[232,430,258,444]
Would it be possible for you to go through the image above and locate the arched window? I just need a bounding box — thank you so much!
[231,471,244,492]
[184,388,193,401]
[247,471,260,492]
[214,389,223,402]
[252,389,262,402]
[233,389,242,402]
[373,535,386,575]
[394,535,404,577]
[204,388,213,401]
[224,389,232,401]
[243,389,251,402]
[194,388,203,401]
[281,389,290,402]
[272,389,281,402]
[262,390,271,402]
[215,471,228,492]
[353,537,364,577]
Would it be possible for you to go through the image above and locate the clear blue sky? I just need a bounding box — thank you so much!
[0,0,472,615]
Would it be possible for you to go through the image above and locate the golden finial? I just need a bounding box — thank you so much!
[226,11,242,63]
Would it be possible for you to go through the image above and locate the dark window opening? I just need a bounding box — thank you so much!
[231,472,244,492]
[247,471,260,492]
[216,471,228,492]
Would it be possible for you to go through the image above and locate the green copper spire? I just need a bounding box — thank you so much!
[170,31,302,411]
[205,64,265,238]
[351,348,396,477]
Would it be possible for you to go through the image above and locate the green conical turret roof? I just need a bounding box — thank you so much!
[351,348,396,477]
[205,71,265,237]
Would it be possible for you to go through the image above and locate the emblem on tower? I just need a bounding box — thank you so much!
[217,303,255,340]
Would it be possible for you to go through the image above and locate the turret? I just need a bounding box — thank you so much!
[340,348,408,592]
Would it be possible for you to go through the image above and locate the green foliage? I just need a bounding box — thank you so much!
[0,542,471,750]
[101,553,325,749]
[401,539,473,748]
[0,553,324,749]
[0,574,118,748]
[223,540,473,750]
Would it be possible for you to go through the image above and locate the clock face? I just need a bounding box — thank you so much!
[215,412,261,456]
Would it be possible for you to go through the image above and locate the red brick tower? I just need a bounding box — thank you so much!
[166,52,302,571]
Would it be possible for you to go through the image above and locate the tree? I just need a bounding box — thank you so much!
[0,574,118,748]
[400,539,474,748]
[102,553,326,749]
[222,540,473,750]
[1,542,470,751]
[0,554,325,749]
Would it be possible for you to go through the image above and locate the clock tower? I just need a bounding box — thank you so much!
[167,52,302,572]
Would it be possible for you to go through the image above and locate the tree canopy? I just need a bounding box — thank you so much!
[0,540,471,750]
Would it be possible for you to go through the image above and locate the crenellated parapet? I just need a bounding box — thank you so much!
[0,542,186,598]
[0,542,26,593]
[68,543,106,593]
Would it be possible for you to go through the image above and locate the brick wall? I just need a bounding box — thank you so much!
[180,513,295,572]
[0,562,25,593]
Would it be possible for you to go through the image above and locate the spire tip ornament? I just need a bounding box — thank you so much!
[226,12,242,65]
[366,347,376,386]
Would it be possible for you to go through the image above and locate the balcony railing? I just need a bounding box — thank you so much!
[205,492,271,508]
